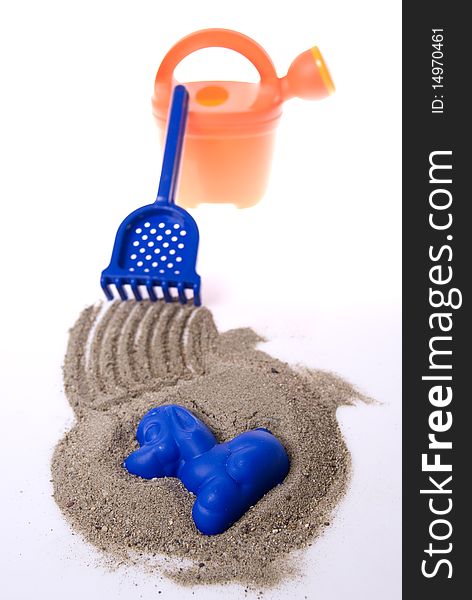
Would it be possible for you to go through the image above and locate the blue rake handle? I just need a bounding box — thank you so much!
[156,84,189,205]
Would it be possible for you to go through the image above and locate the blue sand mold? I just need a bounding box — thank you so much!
[123,405,290,535]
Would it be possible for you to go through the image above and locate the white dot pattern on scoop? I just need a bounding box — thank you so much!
[126,218,189,277]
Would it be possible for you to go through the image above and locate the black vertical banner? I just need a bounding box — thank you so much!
[403,2,469,598]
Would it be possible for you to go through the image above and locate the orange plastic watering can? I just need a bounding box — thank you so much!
[152,29,335,208]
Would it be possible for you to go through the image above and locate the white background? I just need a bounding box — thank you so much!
[0,1,401,599]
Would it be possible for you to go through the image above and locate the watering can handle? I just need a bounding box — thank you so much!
[155,28,279,92]
[156,85,189,205]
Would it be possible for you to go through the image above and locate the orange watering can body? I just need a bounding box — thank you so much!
[152,29,335,208]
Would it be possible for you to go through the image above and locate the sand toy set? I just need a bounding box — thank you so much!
[97,28,335,538]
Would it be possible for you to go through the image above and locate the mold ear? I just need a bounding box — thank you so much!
[169,406,198,432]
[168,406,217,459]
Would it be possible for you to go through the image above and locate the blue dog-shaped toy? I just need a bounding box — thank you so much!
[123,405,290,535]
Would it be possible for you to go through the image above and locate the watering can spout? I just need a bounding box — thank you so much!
[280,46,335,101]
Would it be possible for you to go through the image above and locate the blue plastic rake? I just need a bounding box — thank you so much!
[101,85,201,306]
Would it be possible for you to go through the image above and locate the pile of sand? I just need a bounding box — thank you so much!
[52,301,363,587]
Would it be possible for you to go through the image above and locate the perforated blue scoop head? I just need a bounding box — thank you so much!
[100,85,201,305]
